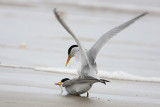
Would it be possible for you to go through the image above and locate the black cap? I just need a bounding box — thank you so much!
[61,78,70,82]
[68,45,78,55]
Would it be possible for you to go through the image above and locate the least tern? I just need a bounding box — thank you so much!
[55,77,109,96]
[54,9,148,79]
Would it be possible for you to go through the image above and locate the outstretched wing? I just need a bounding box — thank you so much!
[54,9,91,68]
[89,12,148,61]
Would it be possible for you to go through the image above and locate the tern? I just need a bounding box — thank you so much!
[55,78,109,96]
[54,9,148,96]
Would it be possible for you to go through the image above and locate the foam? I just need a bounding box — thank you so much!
[0,64,160,83]
[36,67,160,83]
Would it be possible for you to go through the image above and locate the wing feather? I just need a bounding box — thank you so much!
[89,12,148,61]
[54,8,91,67]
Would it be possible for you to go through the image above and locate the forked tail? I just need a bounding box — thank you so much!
[100,79,110,85]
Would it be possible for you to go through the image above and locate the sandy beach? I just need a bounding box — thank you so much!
[0,67,160,107]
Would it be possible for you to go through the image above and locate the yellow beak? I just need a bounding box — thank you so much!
[65,55,71,66]
[55,81,62,85]
[55,81,63,92]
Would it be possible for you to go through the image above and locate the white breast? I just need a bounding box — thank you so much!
[65,83,92,95]
[75,51,98,78]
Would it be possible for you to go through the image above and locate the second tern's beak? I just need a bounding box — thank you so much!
[65,55,71,66]
[55,81,63,92]
[55,81,62,85]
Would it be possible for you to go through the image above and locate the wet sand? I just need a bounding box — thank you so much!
[0,67,160,107]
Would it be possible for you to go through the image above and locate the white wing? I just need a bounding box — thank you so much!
[89,12,148,62]
[54,9,91,68]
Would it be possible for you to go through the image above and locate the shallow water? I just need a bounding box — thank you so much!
[0,0,160,81]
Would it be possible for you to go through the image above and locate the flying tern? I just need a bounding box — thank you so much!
[54,9,148,79]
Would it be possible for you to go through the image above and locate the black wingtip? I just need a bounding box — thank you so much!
[141,12,149,17]
[136,12,149,19]
[53,8,58,15]
[100,79,110,85]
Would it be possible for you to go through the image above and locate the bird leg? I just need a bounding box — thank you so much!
[75,94,80,96]
[87,92,89,97]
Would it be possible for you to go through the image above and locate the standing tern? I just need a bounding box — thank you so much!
[54,9,148,96]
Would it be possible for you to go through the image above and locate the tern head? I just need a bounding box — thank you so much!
[66,45,78,66]
[55,78,70,85]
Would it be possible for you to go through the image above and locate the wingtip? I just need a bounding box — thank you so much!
[53,8,61,21]
[53,8,57,14]
[100,79,110,85]
[140,12,149,17]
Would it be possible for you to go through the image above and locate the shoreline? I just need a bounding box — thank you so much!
[0,67,160,107]
[0,64,160,83]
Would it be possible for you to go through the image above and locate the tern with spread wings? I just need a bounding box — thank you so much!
[54,9,148,96]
